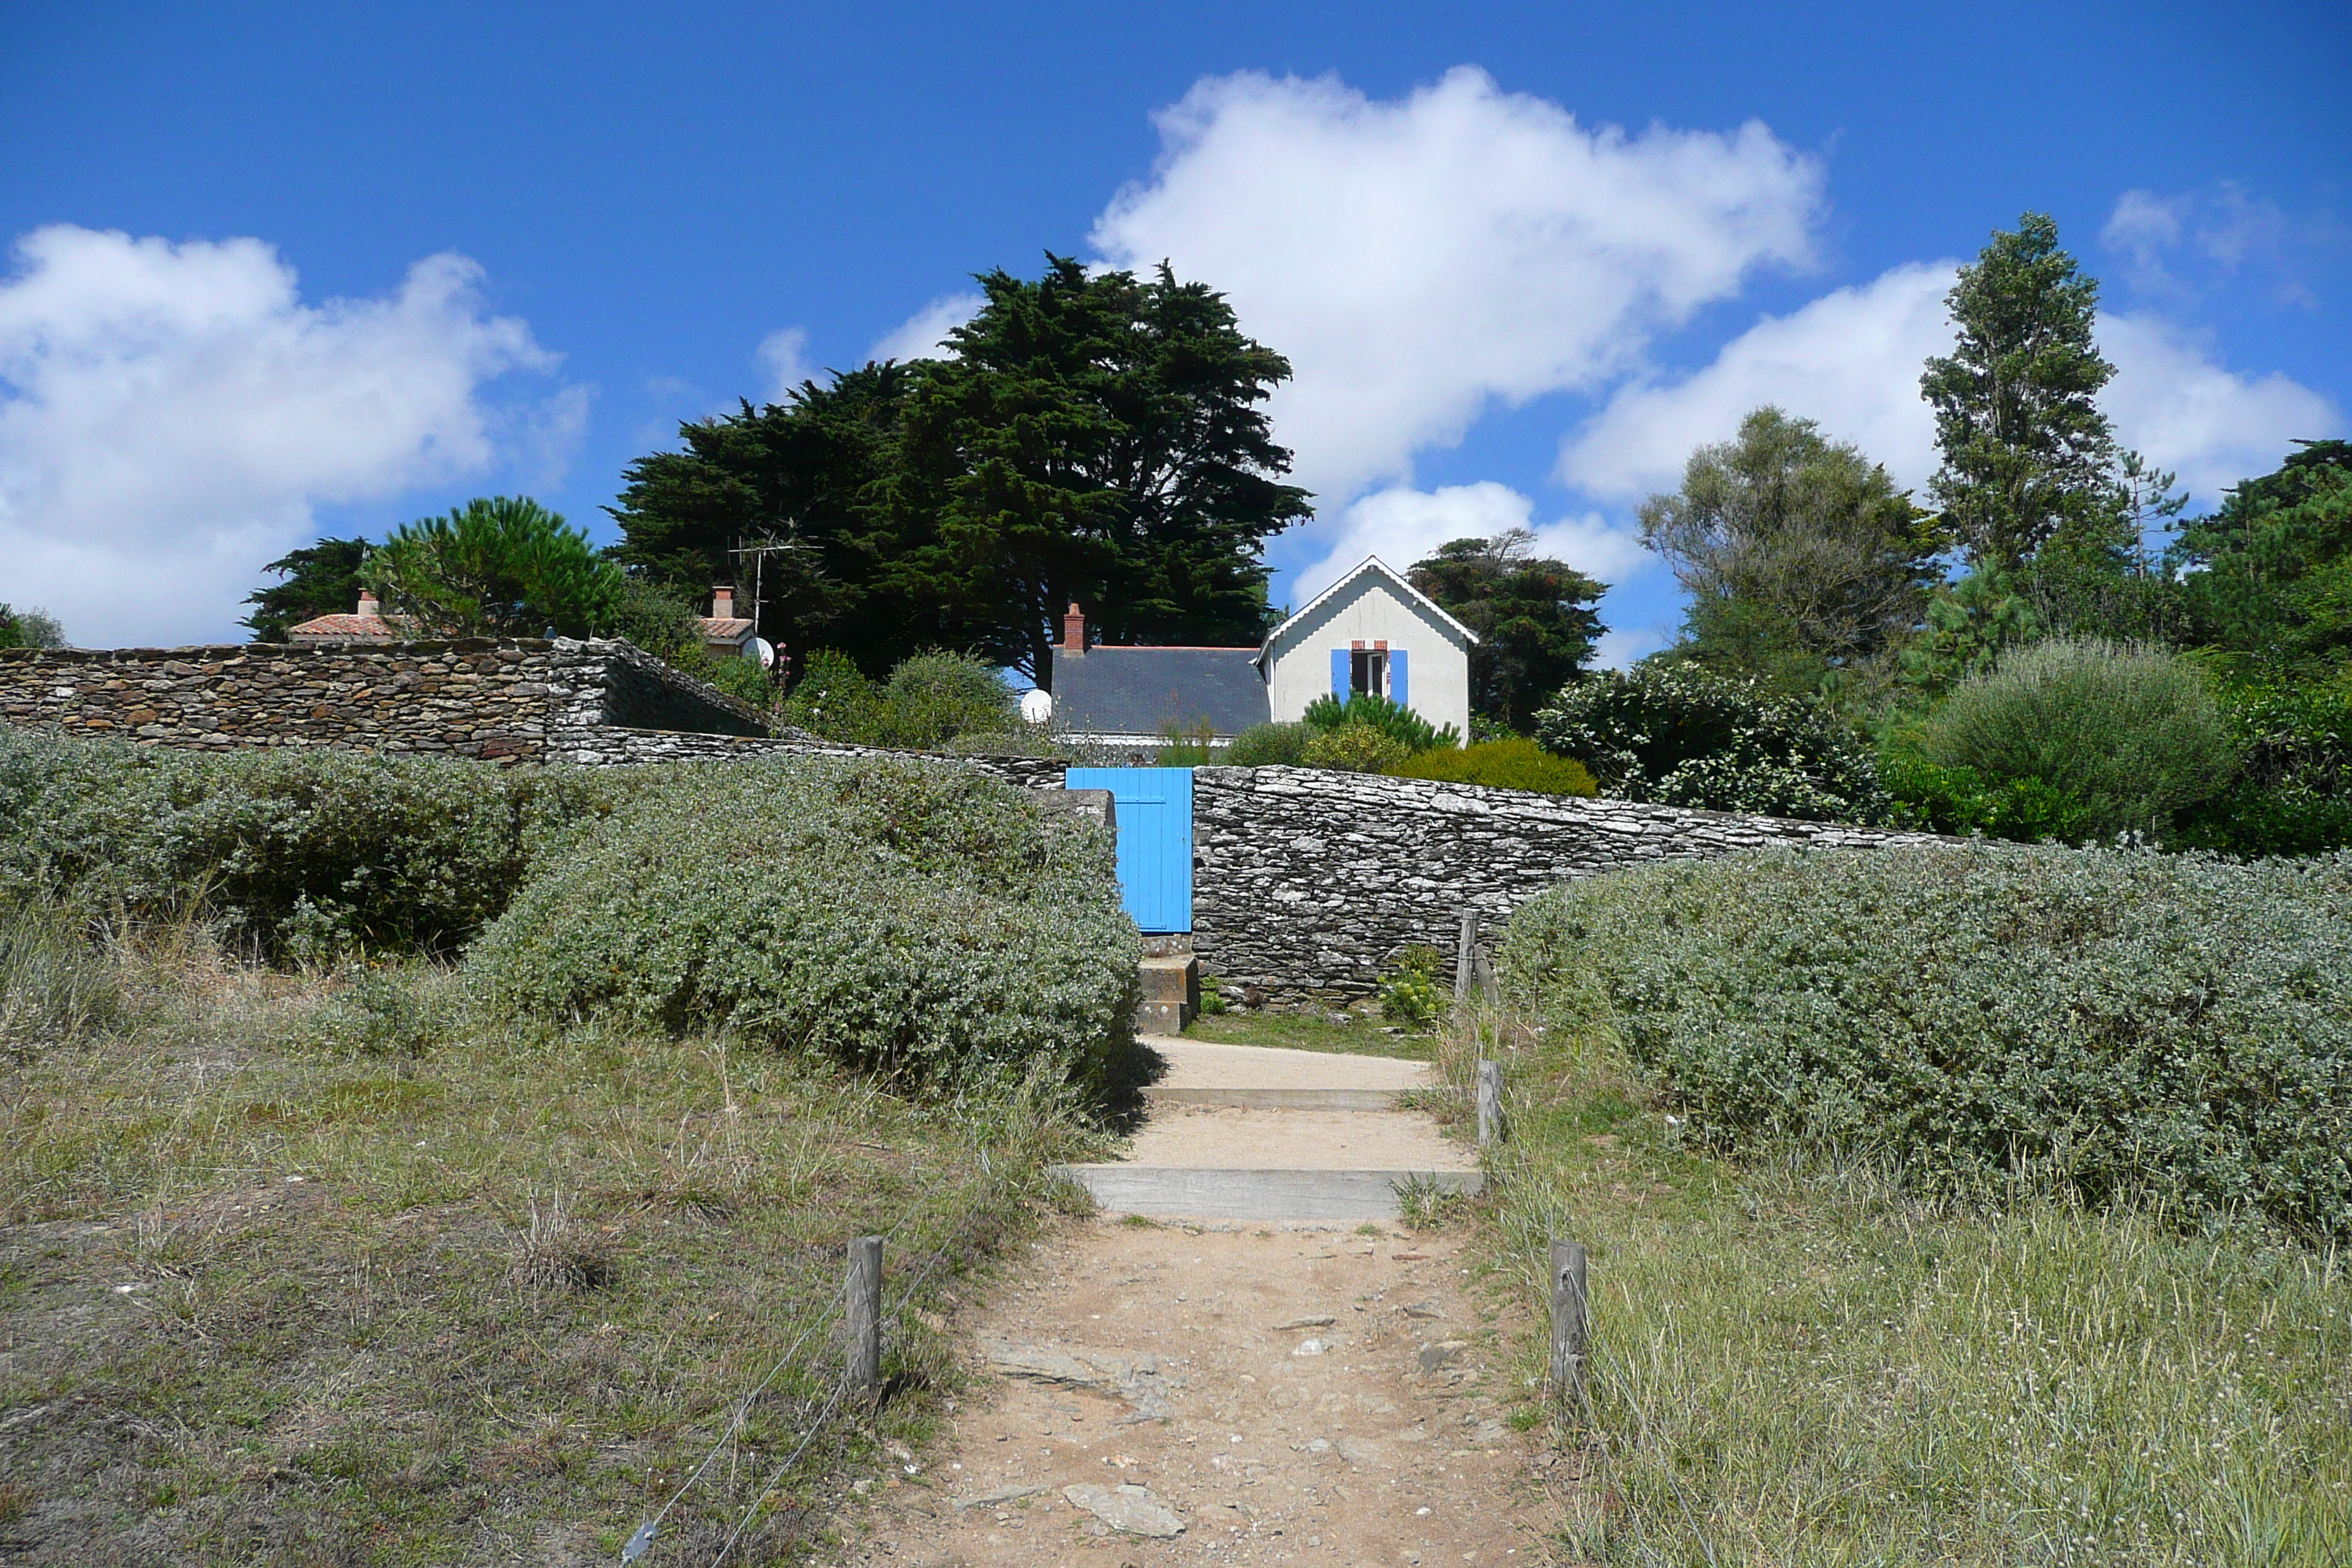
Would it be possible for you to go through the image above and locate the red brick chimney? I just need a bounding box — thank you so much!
[712,585,735,619]
[1062,602,1086,655]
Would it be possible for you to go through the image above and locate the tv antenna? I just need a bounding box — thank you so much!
[728,527,813,645]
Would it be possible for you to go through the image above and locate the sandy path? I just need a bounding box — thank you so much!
[832,1033,1553,1567]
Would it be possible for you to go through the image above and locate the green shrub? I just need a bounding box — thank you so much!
[0,725,627,957]
[1534,663,1890,822]
[1923,637,2237,841]
[781,649,1017,751]
[1384,737,1597,796]
[1156,720,1215,766]
[1224,722,1316,766]
[1301,723,1411,773]
[2175,680,2352,856]
[1501,844,2352,1242]
[609,578,777,713]
[1301,691,1461,752]
[1877,747,2095,843]
[1377,945,1447,1028]
[464,758,1142,1096]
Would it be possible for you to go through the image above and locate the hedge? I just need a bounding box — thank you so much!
[1501,843,2352,1242]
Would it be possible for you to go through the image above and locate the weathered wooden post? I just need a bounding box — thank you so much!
[1455,910,1476,1006]
[1549,1238,1588,1412]
[1477,1060,1506,1147]
[847,1235,883,1398]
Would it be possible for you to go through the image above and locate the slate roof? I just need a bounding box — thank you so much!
[1050,646,1270,738]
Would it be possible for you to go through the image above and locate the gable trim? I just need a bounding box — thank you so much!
[1257,555,1480,666]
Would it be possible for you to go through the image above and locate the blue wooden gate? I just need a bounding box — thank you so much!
[1065,766,1194,933]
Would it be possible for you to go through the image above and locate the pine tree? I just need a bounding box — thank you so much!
[1922,214,2117,571]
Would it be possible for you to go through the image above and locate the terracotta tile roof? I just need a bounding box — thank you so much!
[287,612,416,641]
[700,617,755,640]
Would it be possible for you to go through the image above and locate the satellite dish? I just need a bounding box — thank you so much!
[745,636,775,668]
[1019,688,1053,724]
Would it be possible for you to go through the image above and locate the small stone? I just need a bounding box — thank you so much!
[1418,1340,1469,1372]
[1292,1338,1327,1357]
[1062,1482,1185,1538]
[1398,1302,1445,1320]
[1273,1315,1335,1330]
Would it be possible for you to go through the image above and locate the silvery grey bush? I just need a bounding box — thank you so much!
[1502,842,2352,1242]
[464,758,1140,1096]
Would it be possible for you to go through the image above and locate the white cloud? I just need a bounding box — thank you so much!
[869,291,983,364]
[1593,626,1668,670]
[2101,312,2342,497]
[2101,182,2339,306]
[1090,67,1823,505]
[1292,480,1649,605]
[1558,261,1958,499]
[0,225,563,646]
[1557,260,2342,509]
[755,326,813,402]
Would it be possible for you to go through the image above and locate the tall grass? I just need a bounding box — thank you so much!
[1466,998,2352,1566]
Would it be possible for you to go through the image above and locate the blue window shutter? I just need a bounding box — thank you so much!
[1389,648,1409,710]
[1330,648,1349,698]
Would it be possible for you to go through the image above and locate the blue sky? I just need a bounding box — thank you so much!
[2,1,2346,652]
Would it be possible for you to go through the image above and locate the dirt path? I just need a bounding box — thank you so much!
[843,1039,1556,1568]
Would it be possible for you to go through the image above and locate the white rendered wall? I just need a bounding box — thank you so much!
[1264,573,1472,741]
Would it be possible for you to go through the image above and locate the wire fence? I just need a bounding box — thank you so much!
[618,1148,1038,1567]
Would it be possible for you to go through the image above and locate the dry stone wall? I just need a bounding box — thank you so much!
[1189,765,1945,1005]
[0,636,772,764]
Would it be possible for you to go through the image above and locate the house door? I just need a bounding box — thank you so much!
[1064,767,1194,933]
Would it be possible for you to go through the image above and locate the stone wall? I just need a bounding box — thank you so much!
[541,722,1072,788]
[0,636,774,764]
[1189,766,1945,1005]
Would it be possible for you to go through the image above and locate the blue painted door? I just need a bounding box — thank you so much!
[1065,766,1194,933]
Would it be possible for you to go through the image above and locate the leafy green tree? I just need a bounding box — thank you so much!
[2169,439,2352,673]
[241,537,369,641]
[1922,214,2119,571]
[1640,407,1942,693]
[0,603,65,649]
[1406,529,1606,731]
[777,648,1016,750]
[366,497,623,638]
[610,257,1310,681]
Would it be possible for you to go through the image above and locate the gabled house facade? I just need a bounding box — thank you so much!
[1258,556,1476,740]
[1040,555,1475,750]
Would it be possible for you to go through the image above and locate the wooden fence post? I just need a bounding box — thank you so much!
[1549,1238,1588,1412]
[848,1235,883,1398]
[1455,911,1476,1006]
[1477,1060,1505,1147]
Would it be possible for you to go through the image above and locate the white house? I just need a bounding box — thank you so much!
[1041,556,1476,749]
[1258,556,1477,741]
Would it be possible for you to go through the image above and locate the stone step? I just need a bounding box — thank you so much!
[1137,954,1199,1033]
[1143,1085,1403,1112]
[1052,1164,1484,1222]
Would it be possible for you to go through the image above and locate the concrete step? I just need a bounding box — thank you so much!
[1144,1085,1403,1112]
[1052,1164,1484,1222]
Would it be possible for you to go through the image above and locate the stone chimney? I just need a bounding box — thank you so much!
[355,589,382,619]
[712,585,735,619]
[1062,603,1086,655]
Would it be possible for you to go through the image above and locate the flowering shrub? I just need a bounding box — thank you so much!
[1501,843,2352,1242]
[1377,945,1447,1028]
[464,758,1141,1095]
[1534,663,1890,822]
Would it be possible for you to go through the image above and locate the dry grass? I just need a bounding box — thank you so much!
[0,900,1094,1565]
[1455,1000,2352,1567]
